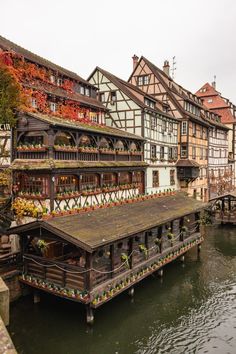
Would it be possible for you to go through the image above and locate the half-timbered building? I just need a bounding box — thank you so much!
[88,67,179,194]
[196,82,236,190]
[128,56,211,201]
[0,35,146,218]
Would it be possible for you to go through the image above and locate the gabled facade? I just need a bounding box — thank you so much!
[196,82,236,189]
[128,56,225,201]
[88,67,179,194]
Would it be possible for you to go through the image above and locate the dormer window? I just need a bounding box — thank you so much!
[144,98,155,109]
[49,102,57,113]
[50,75,55,84]
[57,78,63,86]
[208,98,213,103]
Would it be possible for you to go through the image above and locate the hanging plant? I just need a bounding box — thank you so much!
[121,253,130,269]
[139,244,148,259]
[36,239,48,251]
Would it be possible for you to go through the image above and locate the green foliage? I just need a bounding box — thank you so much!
[0,64,22,127]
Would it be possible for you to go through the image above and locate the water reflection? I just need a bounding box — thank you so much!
[9,226,236,354]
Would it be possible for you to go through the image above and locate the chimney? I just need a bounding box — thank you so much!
[132,55,139,70]
[212,81,216,89]
[163,60,170,76]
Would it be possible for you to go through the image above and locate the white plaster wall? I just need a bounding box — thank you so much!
[146,166,177,194]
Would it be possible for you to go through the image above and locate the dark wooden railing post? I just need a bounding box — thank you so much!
[49,174,55,212]
[110,244,114,278]
[179,217,184,241]
[195,212,200,232]
[85,252,93,291]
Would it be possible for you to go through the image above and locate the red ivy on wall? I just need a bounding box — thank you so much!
[0,50,104,126]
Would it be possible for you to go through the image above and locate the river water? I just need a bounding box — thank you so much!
[9,225,236,354]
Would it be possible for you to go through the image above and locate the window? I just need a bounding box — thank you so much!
[133,171,142,184]
[168,147,175,160]
[31,98,37,108]
[17,174,48,195]
[181,121,187,135]
[170,169,175,185]
[110,91,117,102]
[119,172,131,185]
[57,78,63,86]
[102,173,116,186]
[81,174,99,190]
[160,146,165,160]
[99,93,105,102]
[85,87,90,97]
[49,102,57,112]
[208,98,213,103]
[145,98,155,108]
[161,120,167,133]
[180,145,187,158]
[150,116,156,129]
[80,86,85,95]
[200,148,203,160]
[200,126,203,139]
[50,75,55,84]
[56,175,78,193]
[169,122,173,133]
[152,171,159,187]
[192,122,196,136]
[192,146,196,159]
[151,145,157,159]
[137,75,149,86]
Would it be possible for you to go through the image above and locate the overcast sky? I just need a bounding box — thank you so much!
[1,0,236,102]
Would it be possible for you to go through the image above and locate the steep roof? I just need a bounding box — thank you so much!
[21,112,145,140]
[0,35,93,87]
[89,67,177,121]
[8,193,207,252]
[196,83,236,124]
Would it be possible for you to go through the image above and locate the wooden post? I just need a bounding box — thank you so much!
[128,238,133,269]
[195,212,200,232]
[158,226,163,253]
[48,129,54,159]
[110,244,114,278]
[145,231,149,258]
[49,174,55,212]
[85,252,93,292]
[179,217,184,241]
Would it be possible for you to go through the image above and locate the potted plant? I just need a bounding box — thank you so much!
[139,244,148,259]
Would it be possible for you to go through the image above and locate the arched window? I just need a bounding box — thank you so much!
[78,135,91,147]
[19,131,46,147]
[130,142,137,151]
[54,132,75,147]
[99,137,110,149]
[115,140,124,151]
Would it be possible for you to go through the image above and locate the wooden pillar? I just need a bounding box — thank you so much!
[49,174,55,212]
[128,238,133,269]
[195,212,200,232]
[48,129,54,159]
[85,252,93,292]
[179,217,184,241]
[158,226,163,253]
[110,244,114,278]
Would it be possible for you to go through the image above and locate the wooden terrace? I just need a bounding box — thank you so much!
[211,193,236,225]
[8,193,207,323]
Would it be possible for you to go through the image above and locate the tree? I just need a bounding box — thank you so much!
[0,63,22,127]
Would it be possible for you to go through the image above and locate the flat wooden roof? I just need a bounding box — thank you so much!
[9,193,207,252]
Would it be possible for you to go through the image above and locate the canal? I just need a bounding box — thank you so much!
[9,225,236,354]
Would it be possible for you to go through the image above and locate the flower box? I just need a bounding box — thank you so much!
[54,146,77,152]
[99,149,116,155]
[17,147,48,152]
[116,150,130,155]
[78,147,99,153]
[130,151,142,155]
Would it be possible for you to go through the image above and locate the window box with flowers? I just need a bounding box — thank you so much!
[54,145,77,152]
[17,144,48,152]
[18,191,48,200]
[116,149,130,155]
[78,146,99,153]
[56,191,81,199]
[99,148,116,155]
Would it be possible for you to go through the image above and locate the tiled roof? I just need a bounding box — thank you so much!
[11,159,148,171]
[176,159,200,167]
[23,112,145,140]
[0,35,94,87]
[89,67,177,121]
[195,83,219,98]
[9,193,207,251]
[211,108,236,124]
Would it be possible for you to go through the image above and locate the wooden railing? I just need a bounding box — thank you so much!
[23,254,85,291]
